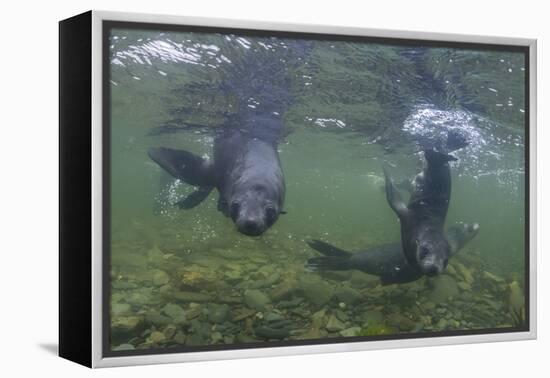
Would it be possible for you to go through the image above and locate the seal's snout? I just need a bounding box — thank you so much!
[423,264,441,277]
[238,218,264,236]
[418,250,445,276]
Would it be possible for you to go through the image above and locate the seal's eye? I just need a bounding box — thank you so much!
[265,206,277,223]
[230,201,240,220]
[419,246,430,260]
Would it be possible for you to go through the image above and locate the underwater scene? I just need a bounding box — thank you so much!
[107,26,527,353]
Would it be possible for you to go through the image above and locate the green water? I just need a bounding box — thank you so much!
[108,28,526,352]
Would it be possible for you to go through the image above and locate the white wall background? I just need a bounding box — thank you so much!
[0,0,546,376]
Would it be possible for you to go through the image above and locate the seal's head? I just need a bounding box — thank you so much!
[415,228,451,276]
[229,185,281,236]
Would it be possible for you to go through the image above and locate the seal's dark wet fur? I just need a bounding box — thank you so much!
[384,133,468,275]
[306,223,479,284]
[149,39,311,236]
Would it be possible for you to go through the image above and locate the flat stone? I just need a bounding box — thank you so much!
[152,270,170,286]
[437,318,448,329]
[162,303,185,320]
[334,286,362,305]
[449,319,460,328]
[335,309,349,322]
[164,325,177,339]
[186,333,206,346]
[149,331,166,343]
[172,291,212,303]
[386,313,416,331]
[277,298,303,309]
[422,301,436,311]
[363,310,384,325]
[112,281,137,290]
[270,278,298,301]
[112,303,131,316]
[428,275,459,303]
[265,312,284,323]
[224,335,235,344]
[145,311,173,327]
[244,289,271,311]
[180,270,214,289]
[289,308,310,318]
[224,270,243,284]
[159,284,172,294]
[207,304,230,324]
[249,273,281,289]
[508,281,524,314]
[298,276,334,308]
[174,331,186,344]
[211,331,224,343]
[254,326,290,339]
[232,308,256,322]
[147,246,164,260]
[189,319,211,342]
[454,262,474,285]
[112,343,135,351]
[339,327,362,337]
[326,314,346,332]
[446,264,458,277]
[483,271,505,284]
[112,316,143,332]
[311,309,326,329]
[299,327,325,339]
[127,288,156,305]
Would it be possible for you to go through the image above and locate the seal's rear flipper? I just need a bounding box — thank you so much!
[148,147,216,187]
[306,256,353,271]
[175,186,214,209]
[424,149,458,164]
[383,167,409,220]
[306,240,353,271]
[307,240,352,257]
[446,129,469,152]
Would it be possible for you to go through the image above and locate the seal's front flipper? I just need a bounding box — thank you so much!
[383,167,409,220]
[395,177,414,195]
[148,147,215,186]
[217,196,229,216]
[446,222,480,257]
[175,186,213,209]
[380,269,423,285]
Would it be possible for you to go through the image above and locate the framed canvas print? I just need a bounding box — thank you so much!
[59,10,537,368]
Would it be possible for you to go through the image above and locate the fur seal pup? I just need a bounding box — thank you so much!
[149,123,285,236]
[306,222,479,284]
[148,39,312,236]
[384,133,468,275]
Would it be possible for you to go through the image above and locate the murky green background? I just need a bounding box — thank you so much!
[108,28,526,351]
